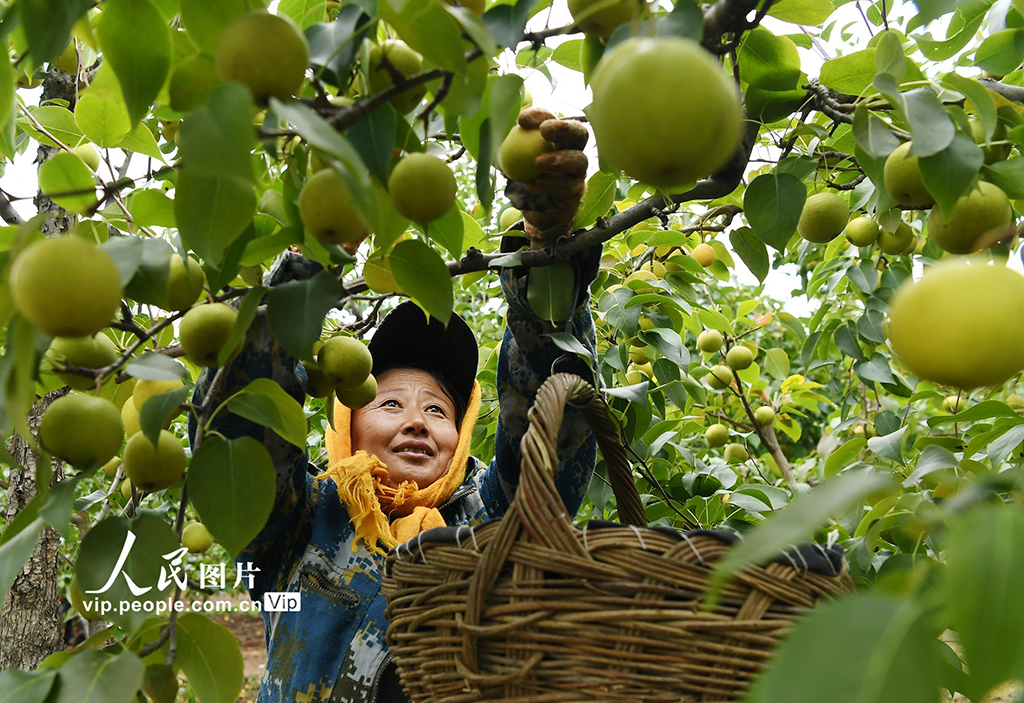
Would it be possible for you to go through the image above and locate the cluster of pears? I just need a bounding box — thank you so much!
[887,259,1024,390]
[696,330,759,392]
[796,193,926,256]
[883,139,1014,255]
[704,424,749,464]
[304,336,378,409]
[40,377,187,494]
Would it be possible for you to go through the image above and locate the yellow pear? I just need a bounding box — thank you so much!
[878,221,915,255]
[122,397,142,436]
[844,216,880,246]
[499,207,521,230]
[133,378,185,412]
[691,243,716,267]
[215,11,309,104]
[884,142,933,207]
[1008,393,1024,413]
[40,394,123,468]
[969,116,1011,164]
[181,522,214,553]
[123,430,186,492]
[179,303,243,367]
[498,125,554,182]
[726,346,753,370]
[336,374,378,409]
[926,181,1012,255]
[388,153,457,222]
[10,237,122,336]
[103,456,121,477]
[588,37,742,189]
[942,395,965,413]
[707,364,734,390]
[705,423,728,447]
[298,169,368,245]
[754,406,775,425]
[70,574,102,621]
[697,329,723,353]
[47,333,118,390]
[887,260,1024,389]
[798,192,849,243]
[366,40,426,114]
[568,0,641,37]
[75,143,100,171]
[724,443,749,463]
[165,255,206,311]
[318,336,373,390]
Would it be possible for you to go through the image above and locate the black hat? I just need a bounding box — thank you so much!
[367,302,478,406]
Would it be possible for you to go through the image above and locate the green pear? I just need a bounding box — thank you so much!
[498,125,554,182]
[179,303,242,367]
[697,330,723,353]
[123,430,186,492]
[388,153,457,222]
[165,255,205,311]
[366,40,427,114]
[724,443,749,463]
[754,406,776,425]
[884,142,933,207]
[926,181,1012,255]
[707,365,734,390]
[878,222,915,255]
[181,522,214,553]
[318,336,373,390]
[298,169,368,246]
[726,346,753,370]
[705,423,728,447]
[40,394,123,468]
[336,374,378,410]
[215,11,309,104]
[844,216,880,246]
[47,333,118,390]
[797,192,849,243]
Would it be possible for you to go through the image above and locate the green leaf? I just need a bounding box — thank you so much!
[125,352,188,382]
[574,170,618,229]
[927,399,1021,427]
[766,0,835,24]
[270,99,378,233]
[854,352,895,385]
[544,331,593,361]
[482,0,534,49]
[128,189,176,228]
[0,668,57,703]
[853,105,899,159]
[175,613,244,703]
[983,158,1024,199]
[218,287,263,367]
[347,103,396,184]
[551,39,582,71]
[655,0,703,40]
[919,131,984,218]
[266,270,343,364]
[820,49,879,94]
[389,239,454,325]
[139,387,188,446]
[176,83,257,264]
[868,425,907,462]
[307,6,373,86]
[18,106,83,149]
[96,0,172,124]
[834,321,863,360]
[168,53,220,114]
[752,594,940,703]
[903,444,957,486]
[640,328,689,368]
[488,74,524,166]
[942,73,997,141]
[380,0,466,73]
[763,347,790,380]
[179,0,247,54]
[19,0,92,68]
[729,227,769,282]
[904,88,956,158]
[974,29,1024,76]
[225,378,307,449]
[46,650,144,703]
[419,204,464,260]
[75,86,132,148]
[910,0,959,24]
[38,152,98,215]
[189,435,276,559]
[824,438,866,477]
[76,514,179,633]
[122,237,173,306]
[527,263,575,324]
[744,173,806,251]
[738,27,801,91]
[711,470,893,592]
[278,0,326,27]
[874,29,907,80]
[986,424,1024,465]
[945,506,1024,695]
[115,122,165,161]
[915,8,986,61]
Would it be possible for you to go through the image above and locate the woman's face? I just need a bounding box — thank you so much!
[350,368,460,489]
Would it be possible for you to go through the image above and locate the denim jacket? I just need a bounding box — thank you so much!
[187,246,599,703]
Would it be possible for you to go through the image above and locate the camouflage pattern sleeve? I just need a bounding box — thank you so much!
[186,252,322,600]
[479,236,602,520]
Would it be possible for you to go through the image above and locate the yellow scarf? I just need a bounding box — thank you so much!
[317,381,482,557]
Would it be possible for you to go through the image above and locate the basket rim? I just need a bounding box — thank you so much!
[388,521,846,578]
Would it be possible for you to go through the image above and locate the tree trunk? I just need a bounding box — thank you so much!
[0,66,83,670]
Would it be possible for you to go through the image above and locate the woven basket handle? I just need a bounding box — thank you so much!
[516,373,646,536]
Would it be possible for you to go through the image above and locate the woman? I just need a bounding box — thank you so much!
[187,113,600,703]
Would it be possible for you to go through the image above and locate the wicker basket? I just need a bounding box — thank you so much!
[382,373,852,703]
